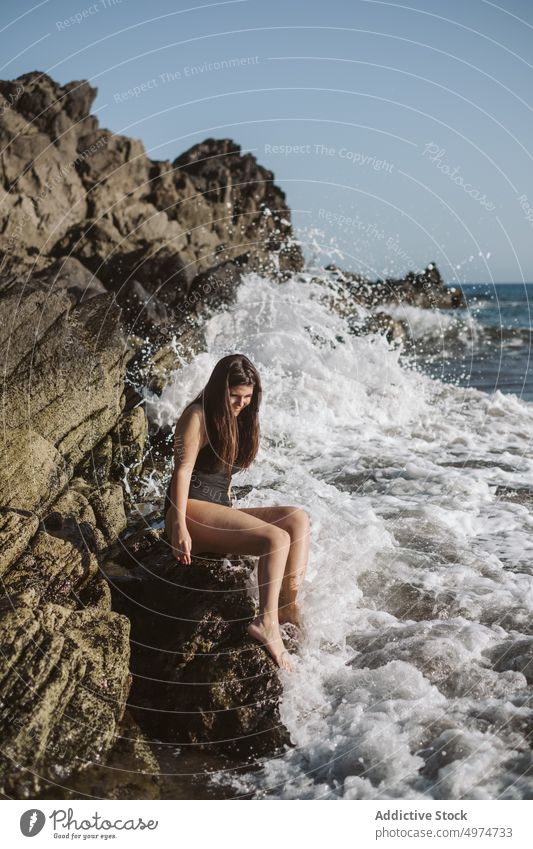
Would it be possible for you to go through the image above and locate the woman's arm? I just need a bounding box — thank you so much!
[169,407,203,530]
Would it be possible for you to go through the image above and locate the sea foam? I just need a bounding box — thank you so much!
[145,270,533,799]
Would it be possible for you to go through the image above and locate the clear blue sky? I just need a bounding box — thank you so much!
[2,0,532,283]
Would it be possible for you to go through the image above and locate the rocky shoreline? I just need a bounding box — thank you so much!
[0,71,465,799]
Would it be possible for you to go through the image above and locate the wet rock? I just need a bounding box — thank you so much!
[109,535,291,758]
[323,262,466,310]
[382,263,465,309]
[120,279,170,336]
[184,258,246,316]
[350,310,409,343]
[490,639,533,684]
[170,137,304,279]
[133,324,208,396]
[72,403,148,499]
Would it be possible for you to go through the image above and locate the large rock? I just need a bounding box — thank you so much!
[0,72,304,311]
[0,74,96,270]
[0,281,126,476]
[184,258,246,316]
[0,588,131,798]
[110,534,292,758]
[0,262,149,798]
[168,138,305,278]
[0,262,149,554]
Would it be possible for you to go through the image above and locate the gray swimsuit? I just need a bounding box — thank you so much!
[164,443,241,518]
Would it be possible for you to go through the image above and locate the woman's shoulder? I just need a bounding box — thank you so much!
[183,401,202,415]
[176,402,208,446]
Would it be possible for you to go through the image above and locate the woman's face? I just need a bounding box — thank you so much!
[230,384,253,415]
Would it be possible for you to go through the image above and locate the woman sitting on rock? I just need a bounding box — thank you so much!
[164,353,310,671]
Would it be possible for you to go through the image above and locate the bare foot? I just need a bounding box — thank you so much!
[278,599,301,628]
[246,615,294,671]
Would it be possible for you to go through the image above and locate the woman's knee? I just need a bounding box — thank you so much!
[282,507,311,540]
[260,525,291,554]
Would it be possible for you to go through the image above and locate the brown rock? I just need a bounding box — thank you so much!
[32,710,161,800]
[4,289,127,469]
[0,72,304,307]
[36,256,107,304]
[1,522,100,606]
[0,588,131,798]
[0,430,98,569]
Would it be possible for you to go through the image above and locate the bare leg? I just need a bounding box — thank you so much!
[167,499,295,670]
[278,519,310,627]
[245,530,294,671]
[239,506,311,628]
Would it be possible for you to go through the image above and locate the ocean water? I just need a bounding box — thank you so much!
[143,271,533,800]
[390,282,533,403]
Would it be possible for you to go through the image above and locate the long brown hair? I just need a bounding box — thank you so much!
[183,354,262,473]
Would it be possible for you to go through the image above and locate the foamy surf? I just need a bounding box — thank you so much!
[144,270,533,799]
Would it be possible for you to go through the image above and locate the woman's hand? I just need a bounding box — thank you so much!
[171,523,192,564]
